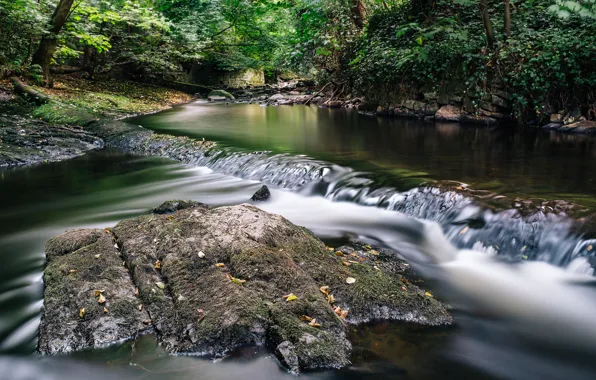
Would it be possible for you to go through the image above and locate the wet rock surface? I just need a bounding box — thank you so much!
[0,113,103,167]
[40,229,151,354]
[251,185,271,201]
[41,202,452,372]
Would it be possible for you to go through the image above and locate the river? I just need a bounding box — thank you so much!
[1,102,595,379]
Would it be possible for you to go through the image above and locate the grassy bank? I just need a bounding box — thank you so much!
[25,74,191,125]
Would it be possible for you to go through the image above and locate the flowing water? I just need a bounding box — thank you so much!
[2,102,596,379]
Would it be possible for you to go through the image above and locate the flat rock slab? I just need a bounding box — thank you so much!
[40,229,150,354]
[41,202,452,372]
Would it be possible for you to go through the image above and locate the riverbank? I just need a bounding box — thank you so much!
[0,75,192,167]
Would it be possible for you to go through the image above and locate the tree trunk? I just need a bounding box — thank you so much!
[31,0,76,86]
[350,0,366,29]
[504,0,511,39]
[480,0,495,48]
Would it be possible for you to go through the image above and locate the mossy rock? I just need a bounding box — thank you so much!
[40,229,151,354]
[42,203,452,372]
[208,89,235,100]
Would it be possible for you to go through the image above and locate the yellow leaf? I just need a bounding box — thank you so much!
[284,293,298,301]
[333,306,342,316]
[227,274,246,285]
[215,263,225,268]
[98,294,106,304]
[134,288,139,297]
[154,260,162,269]
[69,269,77,273]
[588,245,593,251]
[401,286,407,291]
[459,226,469,235]
[79,308,85,318]
[340,310,348,319]
[103,307,109,314]
[309,319,321,328]
[335,251,344,257]
[369,250,379,256]
[94,254,101,259]
[319,286,329,295]
[425,291,433,297]
[300,315,313,322]
[346,277,356,284]
[93,289,105,297]
[327,294,335,304]
[156,281,165,289]
[327,247,334,251]
[342,261,351,266]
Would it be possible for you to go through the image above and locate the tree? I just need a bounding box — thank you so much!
[32,0,76,85]
[479,0,495,47]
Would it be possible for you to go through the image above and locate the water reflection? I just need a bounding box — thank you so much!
[131,103,596,200]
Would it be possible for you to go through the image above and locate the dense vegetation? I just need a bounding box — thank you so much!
[1,0,595,120]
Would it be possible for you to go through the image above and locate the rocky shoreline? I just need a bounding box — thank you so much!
[40,201,452,373]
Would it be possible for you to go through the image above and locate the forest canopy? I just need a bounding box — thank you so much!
[1,0,595,119]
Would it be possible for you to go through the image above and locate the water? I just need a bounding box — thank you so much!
[2,103,596,379]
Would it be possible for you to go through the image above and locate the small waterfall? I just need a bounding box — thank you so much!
[139,138,595,272]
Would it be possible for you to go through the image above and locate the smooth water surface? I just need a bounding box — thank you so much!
[132,102,596,204]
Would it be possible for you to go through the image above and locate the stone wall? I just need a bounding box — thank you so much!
[190,65,265,87]
[357,78,512,126]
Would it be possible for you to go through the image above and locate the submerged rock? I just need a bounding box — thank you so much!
[251,185,271,201]
[41,203,452,371]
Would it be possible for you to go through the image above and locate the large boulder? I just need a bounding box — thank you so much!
[41,203,452,372]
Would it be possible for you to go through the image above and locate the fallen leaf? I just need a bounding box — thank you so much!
[114,243,119,249]
[284,293,298,302]
[93,289,105,297]
[334,306,342,316]
[401,278,409,285]
[369,250,379,256]
[69,269,77,273]
[104,228,111,234]
[103,307,109,314]
[401,286,407,291]
[94,254,101,259]
[358,257,365,262]
[135,288,139,297]
[335,251,344,257]
[340,310,348,319]
[460,226,469,235]
[342,261,351,266]
[300,315,313,322]
[364,245,371,250]
[327,294,336,304]
[215,263,225,268]
[588,245,593,251]
[227,273,246,285]
[154,260,161,269]
[308,319,321,328]
[327,247,334,251]
[98,294,106,304]
[79,308,85,318]
[319,286,329,295]
[198,251,205,258]
[425,291,433,297]
[142,319,151,324]
[346,277,356,284]
[373,266,380,270]
[156,281,166,289]
[456,185,463,190]
[138,304,143,311]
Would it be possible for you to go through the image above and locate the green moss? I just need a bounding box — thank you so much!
[32,102,97,126]
[208,89,235,99]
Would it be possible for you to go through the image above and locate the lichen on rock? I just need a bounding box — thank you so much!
[41,202,452,372]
